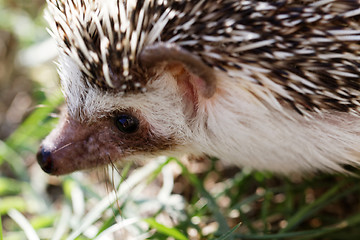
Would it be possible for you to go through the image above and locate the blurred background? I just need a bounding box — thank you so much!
[0,1,65,239]
[0,0,58,140]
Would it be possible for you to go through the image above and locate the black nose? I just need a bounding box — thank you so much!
[36,147,53,174]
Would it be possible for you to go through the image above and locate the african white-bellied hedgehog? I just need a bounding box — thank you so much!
[37,0,360,175]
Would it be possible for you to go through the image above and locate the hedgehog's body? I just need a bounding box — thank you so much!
[38,0,360,175]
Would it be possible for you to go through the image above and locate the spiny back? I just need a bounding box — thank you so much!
[47,0,360,115]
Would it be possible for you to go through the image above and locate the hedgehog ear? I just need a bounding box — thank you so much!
[139,43,216,98]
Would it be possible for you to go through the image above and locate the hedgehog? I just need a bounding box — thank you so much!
[37,0,360,176]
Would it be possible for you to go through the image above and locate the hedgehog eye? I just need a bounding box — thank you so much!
[115,114,139,134]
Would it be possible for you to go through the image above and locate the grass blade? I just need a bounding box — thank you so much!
[215,222,242,240]
[173,158,232,236]
[0,213,3,240]
[280,180,346,232]
[7,209,40,240]
[145,218,188,240]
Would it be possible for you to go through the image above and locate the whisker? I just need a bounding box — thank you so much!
[53,142,74,153]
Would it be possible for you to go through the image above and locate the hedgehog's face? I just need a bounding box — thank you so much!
[39,0,220,175]
[37,55,212,175]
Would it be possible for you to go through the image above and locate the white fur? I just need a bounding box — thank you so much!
[195,72,360,173]
[58,55,360,174]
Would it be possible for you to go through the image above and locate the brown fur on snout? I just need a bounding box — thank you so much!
[38,111,177,175]
[38,115,118,175]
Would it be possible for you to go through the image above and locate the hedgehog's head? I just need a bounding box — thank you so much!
[37,41,217,175]
[36,0,221,175]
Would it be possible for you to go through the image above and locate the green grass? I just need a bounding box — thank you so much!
[2,100,360,240]
[2,1,360,239]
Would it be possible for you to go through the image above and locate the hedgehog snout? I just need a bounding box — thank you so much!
[36,115,118,175]
[36,147,53,174]
[36,109,172,175]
